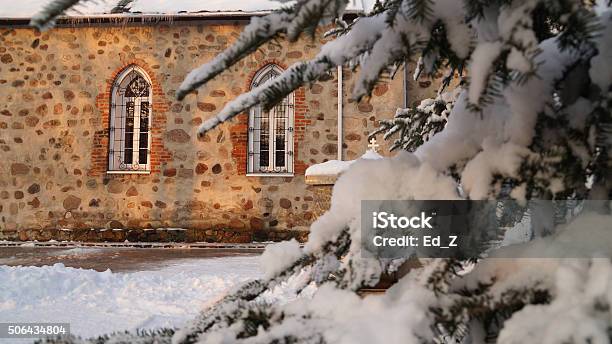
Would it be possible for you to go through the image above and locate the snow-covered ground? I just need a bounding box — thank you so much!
[0,255,262,342]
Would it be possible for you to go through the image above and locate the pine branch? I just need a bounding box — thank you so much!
[371,90,457,151]
[176,8,296,101]
[383,0,405,27]
[287,0,349,40]
[405,0,434,22]
[463,0,495,21]
[556,6,602,51]
[110,0,135,14]
[177,0,349,101]
[195,13,388,134]
[36,328,175,344]
[30,0,83,30]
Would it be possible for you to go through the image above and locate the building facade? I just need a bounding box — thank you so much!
[0,12,439,242]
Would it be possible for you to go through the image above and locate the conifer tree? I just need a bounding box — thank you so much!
[32,0,612,343]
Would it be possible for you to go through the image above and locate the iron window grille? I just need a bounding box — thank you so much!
[108,65,153,173]
[248,64,295,175]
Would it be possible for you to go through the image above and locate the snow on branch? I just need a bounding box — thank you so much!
[176,0,350,101]
[370,88,459,152]
[110,0,134,14]
[30,0,135,29]
[196,13,388,134]
[286,0,349,40]
[353,0,470,100]
[30,0,83,30]
[176,9,296,101]
[191,0,478,134]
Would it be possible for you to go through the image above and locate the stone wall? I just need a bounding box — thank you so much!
[0,18,441,242]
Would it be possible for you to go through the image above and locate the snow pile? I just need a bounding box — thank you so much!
[589,8,612,93]
[48,247,104,256]
[305,149,382,176]
[468,41,503,104]
[259,267,318,304]
[0,256,261,339]
[260,239,302,279]
[490,212,612,259]
[230,281,436,344]
[305,159,353,176]
[497,259,612,344]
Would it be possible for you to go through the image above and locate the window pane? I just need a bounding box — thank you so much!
[275,134,285,167]
[138,145,148,164]
[125,75,150,97]
[124,101,135,165]
[259,110,269,169]
[274,102,287,169]
[139,101,149,131]
[139,101,149,164]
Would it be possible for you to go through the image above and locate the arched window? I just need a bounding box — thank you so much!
[108,65,152,173]
[248,64,294,175]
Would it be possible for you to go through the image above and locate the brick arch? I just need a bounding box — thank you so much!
[89,59,172,177]
[230,59,309,175]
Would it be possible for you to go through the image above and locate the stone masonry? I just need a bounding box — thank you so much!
[0,14,441,242]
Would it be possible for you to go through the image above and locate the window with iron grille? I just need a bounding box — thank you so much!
[248,64,295,175]
[107,65,152,173]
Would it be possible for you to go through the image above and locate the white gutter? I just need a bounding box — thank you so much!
[337,65,343,161]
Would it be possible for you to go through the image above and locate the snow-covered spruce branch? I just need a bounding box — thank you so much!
[191,0,469,133]
[30,0,82,30]
[176,8,296,102]
[192,13,388,134]
[190,0,471,135]
[110,0,135,14]
[352,0,470,100]
[30,0,135,29]
[370,88,458,152]
[36,328,175,344]
[176,0,350,101]
[190,0,601,135]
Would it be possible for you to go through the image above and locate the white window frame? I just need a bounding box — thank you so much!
[247,64,295,177]
[107,65,153,174]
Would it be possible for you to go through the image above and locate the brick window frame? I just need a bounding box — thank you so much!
[89,60,171,177]
[247,64,295,176]
[107,65,153,174]
[230,60,310,176]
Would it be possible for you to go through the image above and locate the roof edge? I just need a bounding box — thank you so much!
[0,10,363,28]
